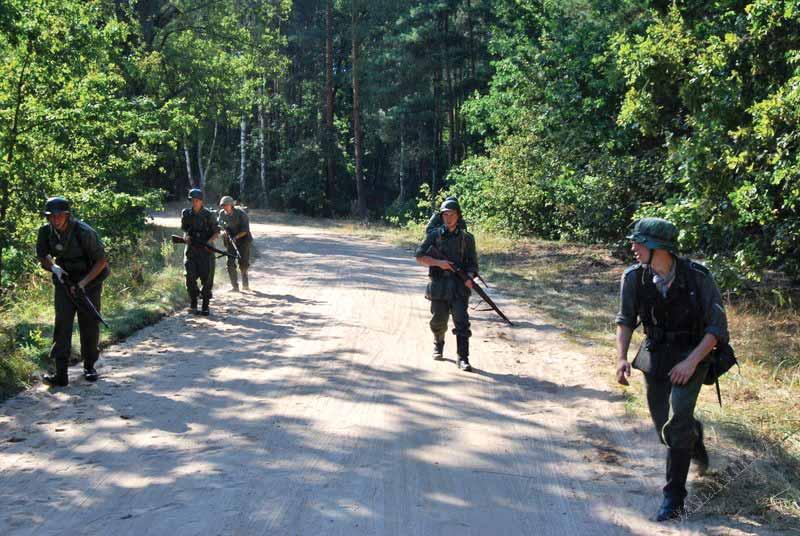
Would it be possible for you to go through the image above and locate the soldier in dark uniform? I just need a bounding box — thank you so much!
[615,217,729,521]
[217,195,253,292]
[181,189,220,315]
[36,197,109,386]
[415,198,479,372]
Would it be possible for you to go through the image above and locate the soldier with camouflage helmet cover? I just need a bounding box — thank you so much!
[615,217,729,521]
[416,197,478,372]
[181,189,220,315]
[217,195,253,291]
[425,195,467,235]
[36,196,109,386]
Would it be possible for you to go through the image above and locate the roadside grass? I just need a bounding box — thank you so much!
[341,219,800,528]
[0,223,186,400]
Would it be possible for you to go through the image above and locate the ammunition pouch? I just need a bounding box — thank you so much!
[703,341,737,386]
[632,327,698,379]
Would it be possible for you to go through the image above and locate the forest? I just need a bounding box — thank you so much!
[2,0,800,290]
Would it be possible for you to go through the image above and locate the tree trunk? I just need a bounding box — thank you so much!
[259,82,267,206]
[444,11,455,169]
[183,137,195,187]
[351,0,367,220]
[0,41,32,290]
[325,0,335,202]
[398,119,405,202]
[196,120,218,192]
[239,113,247,201]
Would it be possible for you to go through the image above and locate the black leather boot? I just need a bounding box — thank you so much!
[657,448,692,521]
[44,361,68,387]
[432,338,444,360]
[83,367,99,382]
[692,421,709,474]
[456,336,471,372]
[201,298,210,316]
[189,296,198,314]
[241,270,249,291]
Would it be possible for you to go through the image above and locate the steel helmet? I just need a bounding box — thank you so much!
[43,196,70,216]
[627,217,679,253]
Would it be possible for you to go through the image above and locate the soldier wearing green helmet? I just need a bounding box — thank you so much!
[181,188,220,315]
[415,197,479,372]
[217,195,253,291]
[36,196,109,386]
[615,217,729,521]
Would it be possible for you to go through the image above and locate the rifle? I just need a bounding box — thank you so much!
[426,244,513,326]
[171,235,238,259]
[224,228,241,259]
[54,273,110,329]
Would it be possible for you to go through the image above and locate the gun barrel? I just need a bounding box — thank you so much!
[426,245,513,326]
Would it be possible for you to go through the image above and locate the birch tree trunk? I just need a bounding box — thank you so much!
[259,85,267,206]
[239,113,247,200]
[183,137,195,187]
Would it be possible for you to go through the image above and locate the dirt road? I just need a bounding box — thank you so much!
[0,215,777,535]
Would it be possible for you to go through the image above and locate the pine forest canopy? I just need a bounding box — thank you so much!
[1,0,799,290]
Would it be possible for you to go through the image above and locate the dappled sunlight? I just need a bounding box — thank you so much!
[0,219,768,535]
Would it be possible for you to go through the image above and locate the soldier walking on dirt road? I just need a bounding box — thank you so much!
[615,217,729,521]
[415,198,479,372]
[217,196,253,292]
[181,189,220,315]
[36,196,109,386]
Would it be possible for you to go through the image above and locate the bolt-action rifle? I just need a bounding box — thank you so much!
[54,273,110,329]
[224,228,241,259]
[171,235,239,259]
[426,244,513,326]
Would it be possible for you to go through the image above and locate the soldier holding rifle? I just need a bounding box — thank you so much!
[415,198,479,372]
[36,197,109,386]
[217,196,252,292]
[181,188,220,315]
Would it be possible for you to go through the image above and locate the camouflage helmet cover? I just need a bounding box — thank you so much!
[187,188,203,200]
[43,196,70,216]
[439,197,461,213]
[627,217,678,253]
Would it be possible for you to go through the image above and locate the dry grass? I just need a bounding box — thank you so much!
[340,219,800,528]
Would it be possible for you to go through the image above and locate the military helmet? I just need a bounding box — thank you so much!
[627,217,678,252]
[43,196,70,216]
[219,195,235,206]
[439,197,461,213]
[187,188,203,200]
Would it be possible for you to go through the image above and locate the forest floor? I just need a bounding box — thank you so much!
[0,211,795,535]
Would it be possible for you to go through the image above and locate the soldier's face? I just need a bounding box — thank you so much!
[223,204,234,214]
[47,212,69,232]
[632,241,651,264]
[191,198,203,211]
[442,210,458,230]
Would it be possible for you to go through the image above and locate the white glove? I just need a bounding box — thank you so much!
[51,264,67,282]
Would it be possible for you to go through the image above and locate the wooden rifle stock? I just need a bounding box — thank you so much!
[426,245,513,326]
[171,235,238,259]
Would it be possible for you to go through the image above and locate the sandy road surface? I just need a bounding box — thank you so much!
[0,215,779,535]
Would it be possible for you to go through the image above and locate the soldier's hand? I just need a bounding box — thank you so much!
[438,259,455,271]
[616,359,631,386]
[184,236,192,245]
[51,264,67,282]
[465,278,474,289]
[669,359,697,385]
